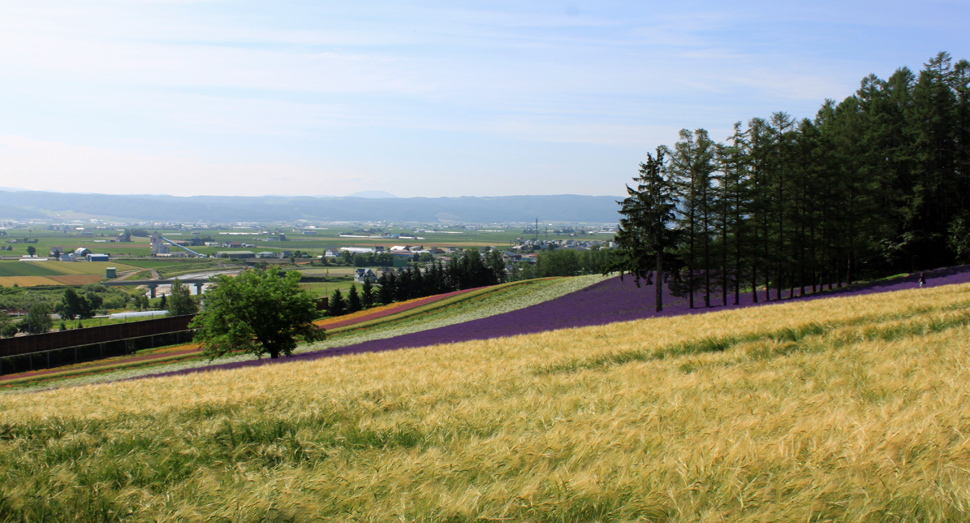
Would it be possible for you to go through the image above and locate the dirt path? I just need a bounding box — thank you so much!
[114,270,141,282]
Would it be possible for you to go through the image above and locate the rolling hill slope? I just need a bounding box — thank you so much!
[1,276,969,520]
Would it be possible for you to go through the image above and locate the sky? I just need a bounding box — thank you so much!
[0,1,968,198]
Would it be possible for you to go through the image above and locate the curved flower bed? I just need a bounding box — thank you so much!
[13,277,603,390]
[18,267,970,390]
[313,289,477,330]
[316,275,604,347]
[148,265,970,378]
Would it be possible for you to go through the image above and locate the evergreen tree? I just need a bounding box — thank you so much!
[362,279,375,308]
[669,129,716,307]
[618,53,970,296]
[327,288,346,317]
[347,284,362,313]
[412,266,425,298]
[378,272,395,305]
[611,148,678,312]
[395,268,412,301]
[719,121,752,305]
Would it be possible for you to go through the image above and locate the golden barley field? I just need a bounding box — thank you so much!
[0,276,60,287]
[1,283,969,521]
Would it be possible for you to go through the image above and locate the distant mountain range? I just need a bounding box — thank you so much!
[0,190,622,224]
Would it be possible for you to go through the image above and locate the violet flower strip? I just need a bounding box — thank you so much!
[149,265,970,378]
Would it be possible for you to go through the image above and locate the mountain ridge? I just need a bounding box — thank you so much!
[0,190,622,223]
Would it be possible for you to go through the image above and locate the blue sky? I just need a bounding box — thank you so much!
[1,0,968,198]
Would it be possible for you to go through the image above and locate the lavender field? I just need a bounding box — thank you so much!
[154,265,970,378]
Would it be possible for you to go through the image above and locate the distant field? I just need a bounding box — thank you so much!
[0,276,59,286]
[0,274,103,287]
[44,262,138,275]
[123,259,188,269]
[46,275,104,286]
[300,280,356,298]
[0,260,141,287]
[0,261,137,277]
[0,262,61,277]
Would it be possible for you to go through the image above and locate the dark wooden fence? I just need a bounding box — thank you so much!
[0,315,196,358]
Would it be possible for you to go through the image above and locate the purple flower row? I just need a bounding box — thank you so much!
[148,265,970,379]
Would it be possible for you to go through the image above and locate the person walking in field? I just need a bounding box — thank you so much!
[919,272,926,288]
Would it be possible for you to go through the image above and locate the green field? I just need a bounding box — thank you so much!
[0,261,139,277]
[1,229,152,259]
[300,280,356,298]
[0,262,62,277]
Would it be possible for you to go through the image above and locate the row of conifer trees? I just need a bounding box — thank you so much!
[614,52,970,308]
[326,249,507,316]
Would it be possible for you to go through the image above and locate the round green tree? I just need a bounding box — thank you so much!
[167,279,199,316]
[20,303,53,334]
[190,267,325,359]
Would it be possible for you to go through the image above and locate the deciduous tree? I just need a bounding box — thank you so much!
[191,267,325,359]
[167,279,199,316]
[20,303,53,334]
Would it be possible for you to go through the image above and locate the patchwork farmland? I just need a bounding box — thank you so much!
[0,260,139,287]
[1,268,970,520]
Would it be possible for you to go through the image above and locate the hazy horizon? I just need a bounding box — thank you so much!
[0,187,627,200]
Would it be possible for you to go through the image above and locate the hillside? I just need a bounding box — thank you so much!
[1,278,969,520]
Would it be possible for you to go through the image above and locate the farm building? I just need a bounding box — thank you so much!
[354,268,378,284]
[86,254,110,262]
